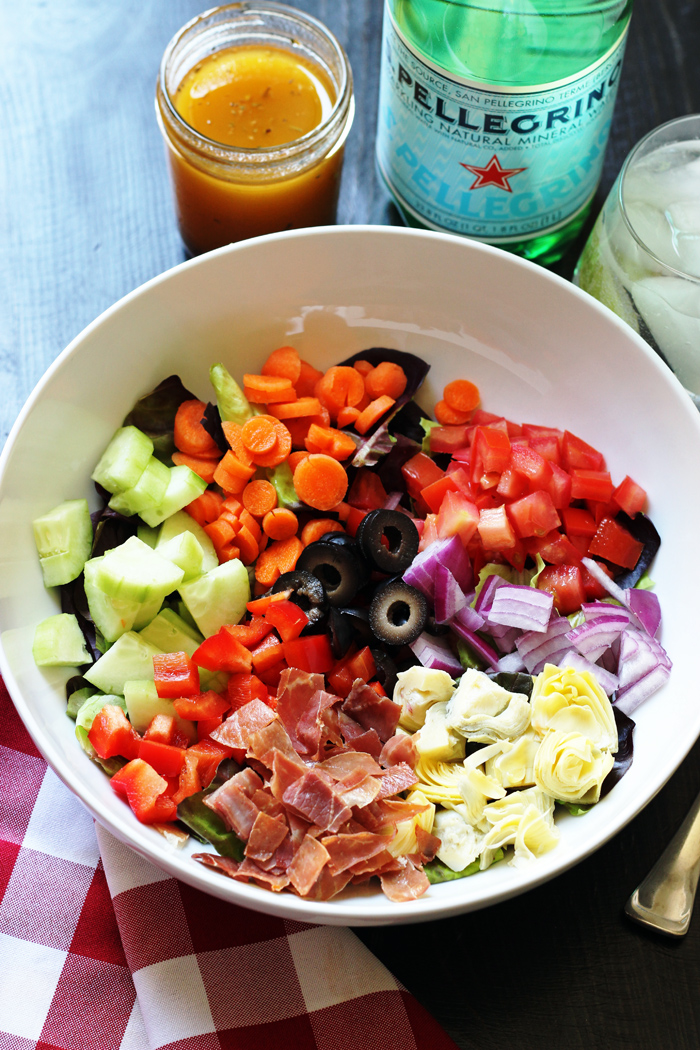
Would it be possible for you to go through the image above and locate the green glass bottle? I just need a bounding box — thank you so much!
[376,0,633,264]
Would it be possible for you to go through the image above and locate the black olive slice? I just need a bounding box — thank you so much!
[296,541,364,607]
[370,648,399,697]
[369,579,427,646]
[358,509,419,575]
[328,607,356,659]
[272,570,326,623]
[341,606,374,646]
[318,533,371,586]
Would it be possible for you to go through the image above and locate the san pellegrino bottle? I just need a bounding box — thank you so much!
[376,0,633,263]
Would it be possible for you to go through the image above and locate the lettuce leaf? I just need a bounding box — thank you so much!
[122,375,196,464]
[424,848,504,884]
[177,790,245,860]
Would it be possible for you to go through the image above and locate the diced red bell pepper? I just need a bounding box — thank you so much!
[197,715,223,741]
[226,672,269,712]
[250,631,286,672]
[562,431,605,472]
[192,629,253,674]
[282,634,334,674]
[536,564,586,615]
[347,469,388,510]
[255,661,287,689]
[437,489,480,545]
[346,646,376,683]
[506,490,561,539]
[88,705,141,761]
[138,738,187,778]
[401,453,445,500]
[171,750,202,805]
[173,690,231,721]
[344,506,369,537]
[477,505,517,550]
[612,475,647,517]
[264,599,309,642]
[144,713,190,750]
[153,652,200,699]
[570,469,614,503]
[110,758,177,824]
[327,661,355,698]
[588,517,644,570]
[224,616,272,648]
[367,680,387,697]
[186,739,236,788]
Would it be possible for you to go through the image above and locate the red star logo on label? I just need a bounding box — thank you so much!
[460,154,527,193]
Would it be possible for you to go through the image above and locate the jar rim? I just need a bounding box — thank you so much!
[158,1,353,165]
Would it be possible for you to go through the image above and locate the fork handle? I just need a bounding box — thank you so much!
[625,789,700,937]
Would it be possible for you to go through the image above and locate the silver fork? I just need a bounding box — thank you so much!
[625,788,700,937]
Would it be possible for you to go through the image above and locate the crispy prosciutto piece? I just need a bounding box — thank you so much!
[380,733,418,770]
[409,826,441,865]
[276,668,327,751]
[374,762,419,800]
[296,688,340,759]
[337,711,383,757]
[270,748,308,800]
[235,857,290,892]
[245,810,289,863]
[193,853,240,877]
[247,719,297,767]
[318,752,383,779]
[342,680,401,742]
[354,799,429,831]
[282,770,353,833]
[211,698,276,749]
[204,768,263,838]
[379,857,430,902]
[336,773,382,809]
[303,865,355,901]
[320,832,389,875]
[349,849,403,877]
[287,835,330,896]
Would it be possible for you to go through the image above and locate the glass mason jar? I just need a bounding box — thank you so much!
[157,3,354,256]
[376,0,633,265]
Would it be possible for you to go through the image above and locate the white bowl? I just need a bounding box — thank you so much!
[2,225,700,926]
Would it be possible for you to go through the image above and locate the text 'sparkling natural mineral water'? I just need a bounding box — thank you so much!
[376,0,633,264]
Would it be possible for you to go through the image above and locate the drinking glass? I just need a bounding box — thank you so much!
[574,114,700,405]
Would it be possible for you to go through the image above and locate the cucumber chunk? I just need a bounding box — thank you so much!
[66,686,98,720]
[84,557,162,643]
[83,631,161,694]
[139,466,207,529]
[124,679,196,741]
[91,426,154,494]
[33,499,93,587]
[156,510,218,572]
[94,536,184,604]
[33,614,92,667]
[157,531,204,581]
[108,456,170,517]
[137,524,159,548]
[178,558,250,638]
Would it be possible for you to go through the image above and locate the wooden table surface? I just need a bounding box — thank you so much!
[2,2,699,1047]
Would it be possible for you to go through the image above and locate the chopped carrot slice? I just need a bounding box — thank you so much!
[172,452,220,485]
[241,479,277,518]
[293,454,349,511]
[268,397,322,419]
[288,450,310,472]
[213,451,256,494]
[221,421,254,467]
[248,417,292,467]
[354,395,395,435]
[434,399,471,425]
[243,374,296,403]
[174,400,220,457]
[261,346,301,384]
[304,424,356,461]
[353,360,374,377]
[204,518,235,550]
[296,359,324,398]
[300,519,345,546]
[336,406,361,428]
[314,366,365,420]
[186,490,224,526]
[364,362,407,401]
[443,379,480,415]
[241,416,278,455]
[236,524,260,565]
[239,509,262,543]
[262,508,299,541]
[254,535,303,587]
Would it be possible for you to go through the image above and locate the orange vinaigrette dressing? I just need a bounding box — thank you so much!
[165,45,345,254]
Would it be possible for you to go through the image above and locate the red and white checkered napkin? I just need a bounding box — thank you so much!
[0,679,458,1050]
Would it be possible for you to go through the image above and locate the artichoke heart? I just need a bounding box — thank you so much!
[414,752,473,807]
[414,701,466,762]
[484,728,541,789]
[530,663,618,753]
[458,743,507,826]
[534,729,614,804]
[387,789,436,857]
[480,788,558,869]
[395,666,455,732]
[445,668,531,743]
[433,809,484,872]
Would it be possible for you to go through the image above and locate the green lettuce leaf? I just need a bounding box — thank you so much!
[424,848,504,884]
[210,363,253,425]
[177,790,245,860]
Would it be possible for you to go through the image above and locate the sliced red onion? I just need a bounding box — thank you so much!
[453,604,486,633]
[565,612,629,664]
[625,588,662,638]
[410,632,463,676]
[516,616,573,674]
[581,557,628,605]
[383,491,403,511]
[403,535,473,601]
[450,619,501,671]
[560,651,619,696]
[580,601,632,625]
[615,663,671,715]
[485,621,520,654]
[434,564,468,624]
[497,651,527,674]
[616,627,671,694]
[474,573,508,616]
[487,584,553,632]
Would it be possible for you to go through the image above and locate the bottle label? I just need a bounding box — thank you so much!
[376,3,628,241]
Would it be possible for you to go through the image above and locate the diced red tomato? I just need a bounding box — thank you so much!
[522,424,563,464]
[429,424,472,454]
[581,560,615,600]
[526,530,582,565]
[612,475,647,517]
[138,739,186,778]
[547,462,572,510]
[153,652,200,698]
[536,564,586,615]
[471,426,511,483]
[88,705,141,761]
[506,490,561,539]
[469,410,504,427]
[110,759,177,824]
[509,443,553,491]
[496,467,529,501]
[264,599,309,642]
[561,506,597,537]
[346,469,388,510]
[477,505,517,550]
[588,517,644,570]
[401,453,445,499]
[569,469,614,503]
[437,489,480,545]
[561,431,605,472]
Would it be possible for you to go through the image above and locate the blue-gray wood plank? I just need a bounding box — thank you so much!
[1,2,699,1048]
